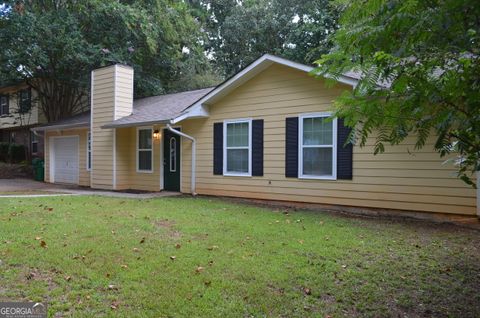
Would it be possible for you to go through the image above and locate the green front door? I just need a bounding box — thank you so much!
[163,128,181,191]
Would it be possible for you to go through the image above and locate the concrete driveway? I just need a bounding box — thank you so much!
[0,178,180,199]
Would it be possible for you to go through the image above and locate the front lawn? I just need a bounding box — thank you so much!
[0,196,479,317]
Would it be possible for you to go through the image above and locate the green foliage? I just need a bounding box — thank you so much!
[314,0,480,186]
[0,142,9,162]
[0,143,27,163]
[191,0,339,77]
[0,0,217,121]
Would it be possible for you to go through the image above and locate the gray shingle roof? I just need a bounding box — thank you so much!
[31,111,90,131]
[33,87,214,131]
[103,87,214,128]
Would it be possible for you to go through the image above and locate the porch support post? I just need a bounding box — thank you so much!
[166,124,196,195]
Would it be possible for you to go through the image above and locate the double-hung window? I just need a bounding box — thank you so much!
[31,132,38,154]
[223,119,252,176]
[137,128,153,172]
[0,95,8,115]
[19,89,31,113]
[299,113,337,179]
[87,132,92,171]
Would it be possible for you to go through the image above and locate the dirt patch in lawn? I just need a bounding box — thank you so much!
[153,218,176,228]
[22,268,60,291]
[153,219,182,239]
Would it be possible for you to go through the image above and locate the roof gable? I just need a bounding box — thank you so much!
[172,54,359,124]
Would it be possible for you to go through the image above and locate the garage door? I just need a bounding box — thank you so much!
[53,136,79,184]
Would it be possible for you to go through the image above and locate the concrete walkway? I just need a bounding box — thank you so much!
[0,178,181,199]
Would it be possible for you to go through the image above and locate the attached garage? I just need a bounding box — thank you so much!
[50,136,79,184]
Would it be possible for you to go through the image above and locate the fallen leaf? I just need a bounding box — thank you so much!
[298,240,304,244]
[110,301,120,310]
[40,240,47,248]
[303,287,312,295]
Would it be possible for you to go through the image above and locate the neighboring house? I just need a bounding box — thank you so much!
[0,82,45,158]
[32,55,479,217]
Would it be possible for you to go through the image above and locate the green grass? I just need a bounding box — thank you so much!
[0,196,479,317]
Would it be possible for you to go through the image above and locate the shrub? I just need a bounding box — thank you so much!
[8,144,26,163]
[0,142,9,162]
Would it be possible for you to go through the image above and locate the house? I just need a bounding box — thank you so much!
[0,82,44,158]
[32,55,479,217]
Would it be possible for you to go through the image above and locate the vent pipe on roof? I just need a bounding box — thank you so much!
[166,124,196,195]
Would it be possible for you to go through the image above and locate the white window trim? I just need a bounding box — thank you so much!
[86,132,92,171]
[298,112,337,180]
[223,118,252,177]
[136,127,154,173]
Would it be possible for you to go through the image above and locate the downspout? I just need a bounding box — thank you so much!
[166,124,196,195]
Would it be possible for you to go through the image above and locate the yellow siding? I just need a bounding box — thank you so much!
[44,129,90,187]
[180,64,476,215]
[0,87,41,128]
[115,126,161,191]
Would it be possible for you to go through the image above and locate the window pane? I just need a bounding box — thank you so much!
[226,122,248,147]
[303,117,333,145]
[139,130,152,149]
[1,96,8,115]
[139,150,152,170]
[169,137,176,172]
[226,149,249,173]
[303,147,333,176]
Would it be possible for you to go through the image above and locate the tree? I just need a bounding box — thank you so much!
[190,0,339,77]
[313,0,480,186]
[0,0,217,122]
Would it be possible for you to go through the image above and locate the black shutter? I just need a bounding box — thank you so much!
[337,118,353,180]
[213,122,223,175]
[285,117,299,178]
[252,119,264,176]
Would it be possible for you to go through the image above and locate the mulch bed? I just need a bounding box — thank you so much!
[0,163,33,179]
